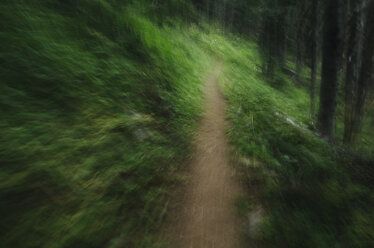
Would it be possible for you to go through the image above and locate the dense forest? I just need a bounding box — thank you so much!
[0,0,373,248]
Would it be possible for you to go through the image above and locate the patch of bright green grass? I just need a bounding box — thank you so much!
[207,32,374,248]
[0,1,210,247]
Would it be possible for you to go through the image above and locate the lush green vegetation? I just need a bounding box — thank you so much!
[1,0,373,248]
[0,1,210,247]
[212,35,374,247]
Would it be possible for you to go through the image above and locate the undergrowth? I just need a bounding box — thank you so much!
[1,1,373,247]
[0,1,210,247]
[206,33,374,247]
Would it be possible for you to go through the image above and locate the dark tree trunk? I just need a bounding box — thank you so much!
[277,13,287,68]
[229,2,234,32]
[261,16,277,78]
[294,2,309,85]
[310,0,319,121]
[221,0,226,30]
[260,3,287,79]
[206,0,210,22]
[351,0,374,145]
[343,0,364,144]
[317,0,345,138]
[296,27,303,84]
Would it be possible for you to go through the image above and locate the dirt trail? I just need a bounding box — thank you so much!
[161,64,243,248]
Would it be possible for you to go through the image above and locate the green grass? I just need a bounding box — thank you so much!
[0,1,210,247]
[206,33,374,248]
[1,1,373,247]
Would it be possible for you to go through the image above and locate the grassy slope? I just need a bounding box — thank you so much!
[0,1,210,247]
[1,1,373,247]
[200,32,374,247]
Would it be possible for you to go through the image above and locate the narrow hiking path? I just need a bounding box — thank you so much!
[161,64,244,248]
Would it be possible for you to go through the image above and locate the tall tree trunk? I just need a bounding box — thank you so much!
[343,0,364,144]
[277,13,287,68]
[317,0,344,138]
[261,16,276,78]
[221,0,226,30]
[351,0,374,145]
[294,2,310,84]
[310,0,319,121]
[296,24,303,84]
[206,0,210,22]
[268,16,278,79]
[229,2,234,32]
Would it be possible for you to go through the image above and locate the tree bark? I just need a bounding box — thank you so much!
[260,16,276,78]
[277,13,287,68]
[317,0,344,138]
[296,29,303,84]
[351,0,374,145]
[206,0,210,22]
[343,0,364,144]
[310,0,319,121]
[295,2,308,85]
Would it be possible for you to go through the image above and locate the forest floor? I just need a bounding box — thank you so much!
[160,64,245,248]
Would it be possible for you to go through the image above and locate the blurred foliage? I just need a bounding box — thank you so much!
[1,0,373,248]
[204,34,374,247]
[0,0,210,247]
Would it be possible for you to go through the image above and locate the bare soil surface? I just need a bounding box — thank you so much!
[160,64,244,248]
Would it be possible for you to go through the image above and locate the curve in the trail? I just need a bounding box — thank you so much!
[162,64,244,248]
